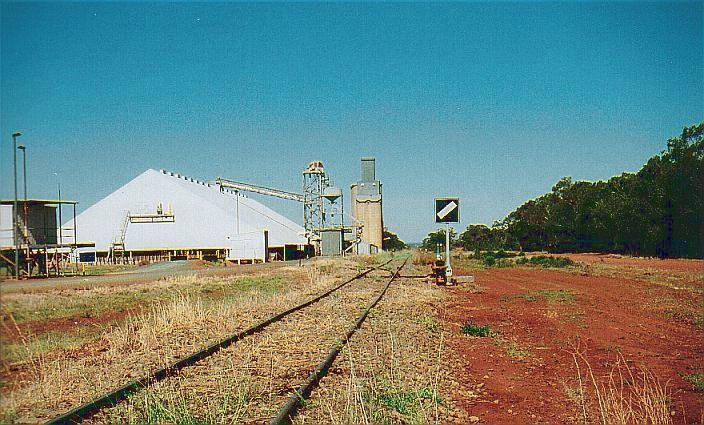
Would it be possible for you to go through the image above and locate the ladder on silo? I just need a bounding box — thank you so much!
[109,212,130,262]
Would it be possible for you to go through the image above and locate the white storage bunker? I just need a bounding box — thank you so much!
[66,169,311,263]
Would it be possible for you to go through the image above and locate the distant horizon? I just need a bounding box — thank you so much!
[2,2,702,243]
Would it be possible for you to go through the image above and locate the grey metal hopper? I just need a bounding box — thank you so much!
[322,186,342,202]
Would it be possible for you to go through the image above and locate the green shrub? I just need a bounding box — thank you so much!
[495,250,510,258]
[461,322,492,337]
[482,254,496,267]
[377,391,416,415]
[516,255,573,268]
[481,251,516,267]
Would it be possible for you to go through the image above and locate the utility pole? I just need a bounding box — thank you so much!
[12,132,22,280]
[58,182,62,245]
[18,144,28,243]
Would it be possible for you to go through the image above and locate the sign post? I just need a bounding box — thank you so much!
[435,198,460,277]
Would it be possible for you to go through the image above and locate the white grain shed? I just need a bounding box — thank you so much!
[64,169,309,261]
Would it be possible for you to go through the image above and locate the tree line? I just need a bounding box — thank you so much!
[423,123,704,258]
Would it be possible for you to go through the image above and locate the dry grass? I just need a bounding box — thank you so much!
[2,273,202,323]
[412,251,435,267]
[112,357,259,424]
[291,262,467,424]
[1,257,465,424]
[92,265,383,423]
[52,257,468,424]
[0,264,349,423]
[569,344,673,425]
[448,253,487,275]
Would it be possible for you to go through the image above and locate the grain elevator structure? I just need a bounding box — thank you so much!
[350,157,383,253]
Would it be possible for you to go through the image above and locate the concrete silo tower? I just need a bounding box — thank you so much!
[350,157,383,251]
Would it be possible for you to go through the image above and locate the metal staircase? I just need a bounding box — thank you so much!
[109,211,130,261]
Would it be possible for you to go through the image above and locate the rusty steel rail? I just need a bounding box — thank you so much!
[45,259,392,425]
[270,256,409,424]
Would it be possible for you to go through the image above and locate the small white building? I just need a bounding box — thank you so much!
[64,169,310,262]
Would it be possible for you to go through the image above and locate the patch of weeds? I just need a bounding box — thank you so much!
[499,339,530,359]
[516,255,574,268]
[137,395,212,425]
[377,391,416,415]
[201,260,225,268]
[542,289,576,303]
[229,276,283,295]
[112,382,254,425]
[461,321,492,337]
[664,308,704,329]
[450,255,486,272]
[565,385,585,403]
[518,289,575,304]
[318,264,335,274]
[494,258,513,268]
[412,251,435,266]
[79,263,138,276]
[0,328,102,363]
[683,373,704,392]
[518,292,538,302]
[564,385,588,418]
[366,252,396,266]
[417,386,443,404]
[418,316,440,333]
[373,386,442,416]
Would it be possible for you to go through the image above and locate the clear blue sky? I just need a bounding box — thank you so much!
[1,2,702,243]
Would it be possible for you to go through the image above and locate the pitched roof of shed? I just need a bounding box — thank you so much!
[67,169,307,250]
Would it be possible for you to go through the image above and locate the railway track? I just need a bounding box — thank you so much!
[271,256,408,424]
[46,257,407,424]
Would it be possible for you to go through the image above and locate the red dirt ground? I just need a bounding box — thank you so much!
[549,252,704,273]
[444,265,704,424]
[0,308,135,343]
[0,337,110,393]
[0,309,131,392]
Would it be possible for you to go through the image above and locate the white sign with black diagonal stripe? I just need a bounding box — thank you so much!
[435,198,460,223]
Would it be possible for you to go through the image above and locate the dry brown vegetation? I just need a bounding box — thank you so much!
[0,255,465,424]
[294,262,468,424]
[570,345,674,425]
[0,262,340,423]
